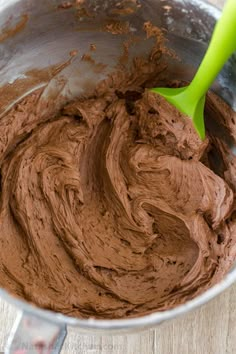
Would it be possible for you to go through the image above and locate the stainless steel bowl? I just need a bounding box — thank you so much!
[0,0,235,353]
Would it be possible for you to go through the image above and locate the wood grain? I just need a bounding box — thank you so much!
[0,0,233,353]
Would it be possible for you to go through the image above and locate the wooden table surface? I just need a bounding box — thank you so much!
[1,0,233,353]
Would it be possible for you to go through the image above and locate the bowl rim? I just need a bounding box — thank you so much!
[1,0,234,331]
[0,269,236,329]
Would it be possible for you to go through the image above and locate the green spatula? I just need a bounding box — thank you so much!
[151,0,236,140]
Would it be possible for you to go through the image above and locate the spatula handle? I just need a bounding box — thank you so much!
[187,0,236,99]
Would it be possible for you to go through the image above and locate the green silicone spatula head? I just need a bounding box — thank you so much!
[151,0,236,140]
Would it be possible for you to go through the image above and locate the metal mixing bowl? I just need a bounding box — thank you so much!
[0,0,235,353]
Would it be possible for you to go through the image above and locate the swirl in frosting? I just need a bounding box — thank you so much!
[0,47,236,319]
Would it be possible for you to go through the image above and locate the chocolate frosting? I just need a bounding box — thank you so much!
[0,41,236,319]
